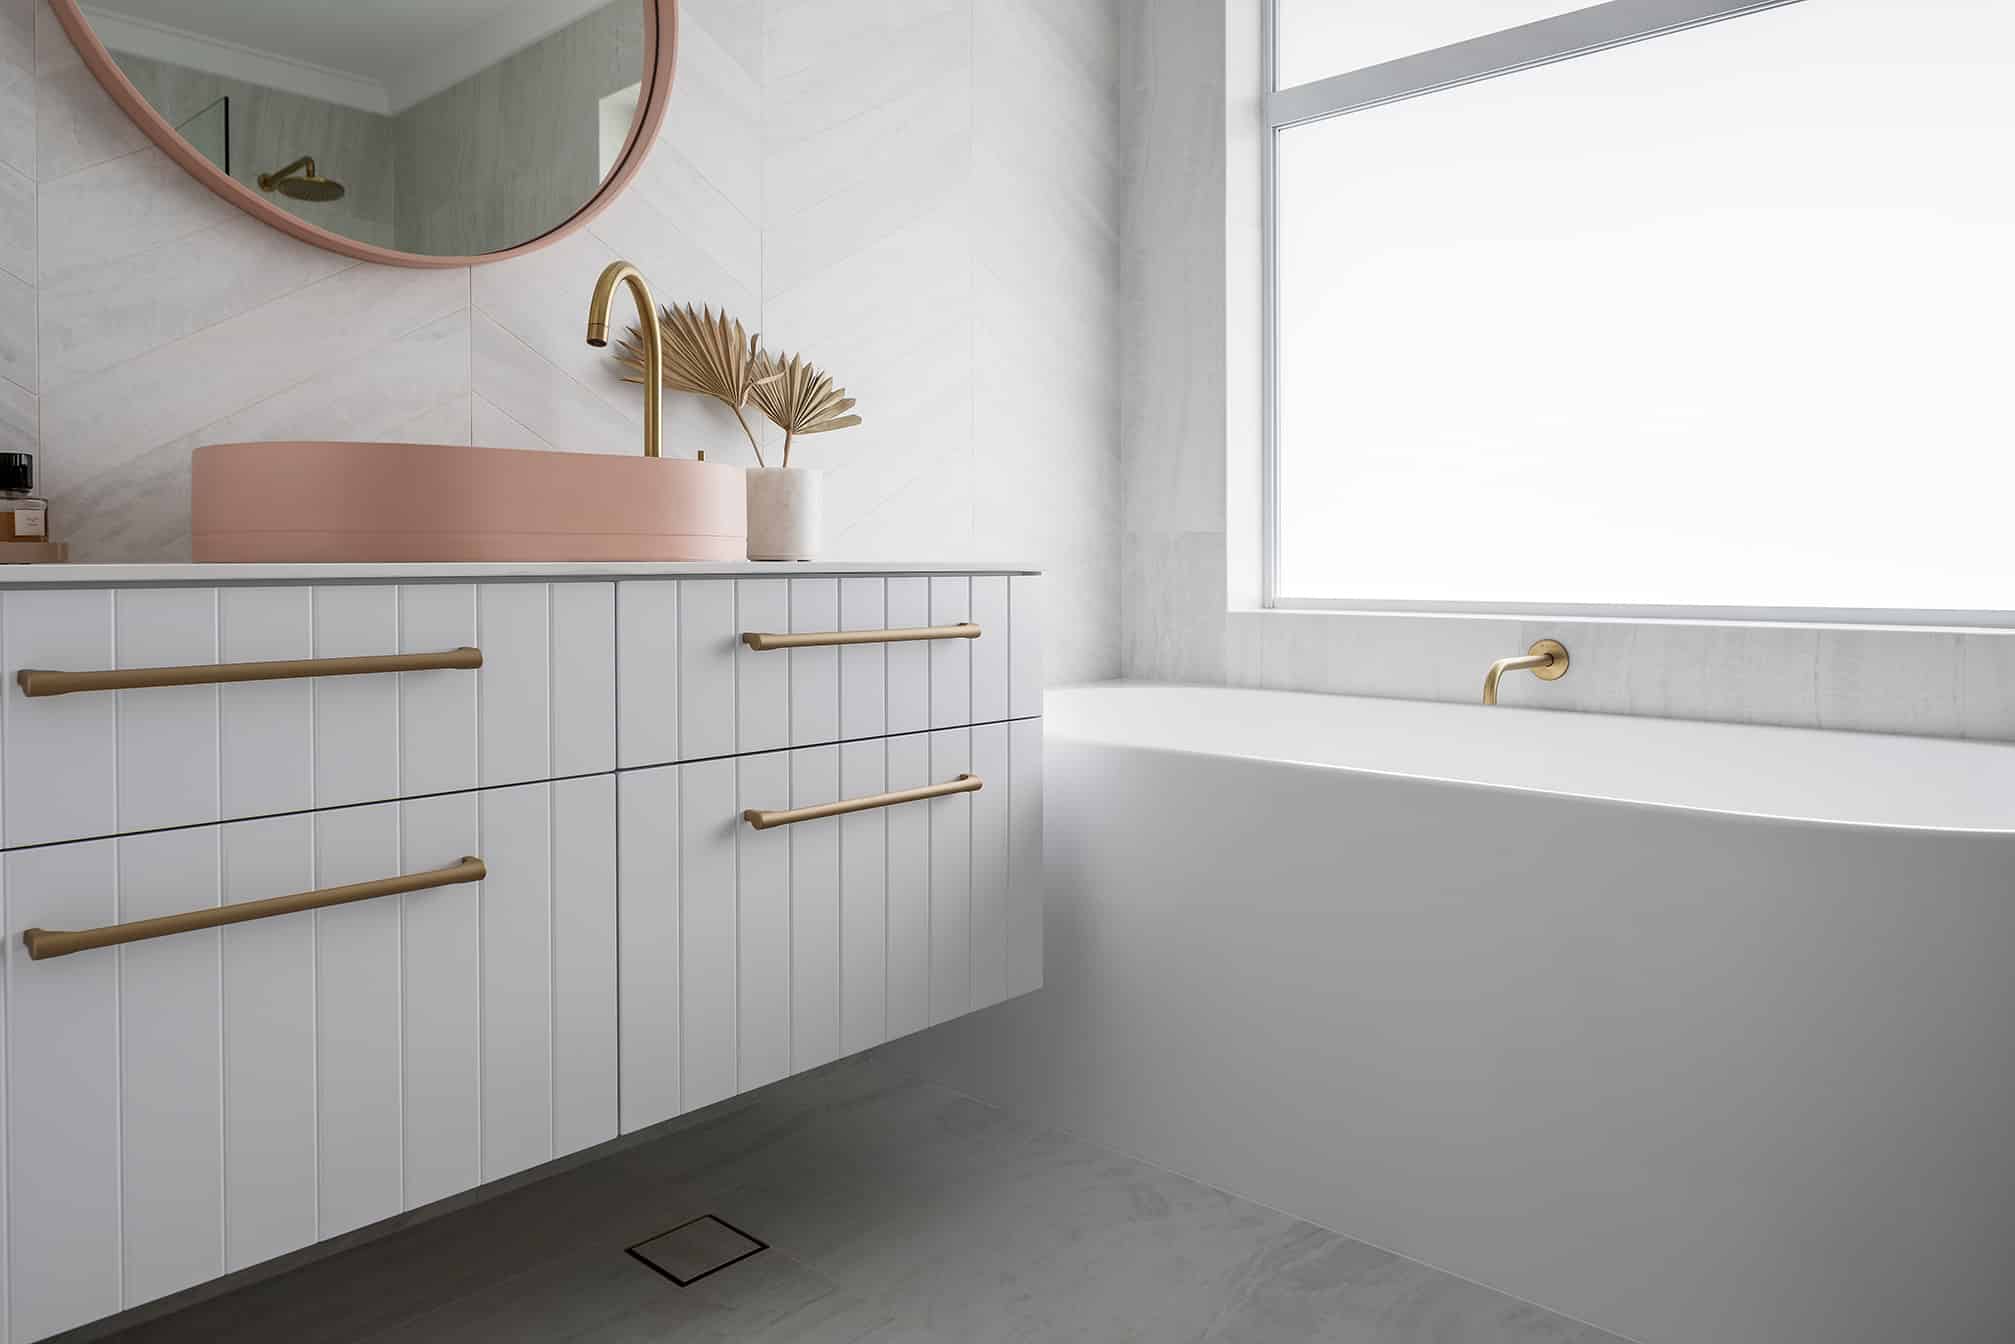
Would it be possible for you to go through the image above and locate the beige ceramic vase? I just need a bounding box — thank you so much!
[746,467,823,561]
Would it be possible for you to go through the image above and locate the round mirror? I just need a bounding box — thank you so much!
[50,1,675,266]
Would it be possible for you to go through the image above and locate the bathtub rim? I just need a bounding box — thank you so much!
[1043,681,2015,839]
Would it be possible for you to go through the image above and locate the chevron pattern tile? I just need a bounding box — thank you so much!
[2,0,1121,683]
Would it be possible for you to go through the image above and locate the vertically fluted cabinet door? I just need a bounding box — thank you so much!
[612,573,1042,771]
[612,728,1044,1138]
[1,780,617,1340]
[0,583,615,849]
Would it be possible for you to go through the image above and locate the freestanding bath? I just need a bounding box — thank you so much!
[915,683,2015,1344]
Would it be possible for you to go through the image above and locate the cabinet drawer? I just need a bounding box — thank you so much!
[1,583,616,849]
[617,573,1040,770]
[615,721,1043,1135]
[0,777,617,1340]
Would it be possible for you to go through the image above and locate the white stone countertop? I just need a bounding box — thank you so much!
[0,561,1040,588]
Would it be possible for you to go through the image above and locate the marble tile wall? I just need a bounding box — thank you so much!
[1,1,34,433]
[3,0,1122,685]
[1117,0,2015,741]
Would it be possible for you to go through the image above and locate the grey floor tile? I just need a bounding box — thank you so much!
[103,1160,721,1342]
[99,1067,1629,1344]
[360,1242,889,1344]
[1194,1222,1633,1344]
[674,1088,1315,1340]
[678,1079,1630,1344]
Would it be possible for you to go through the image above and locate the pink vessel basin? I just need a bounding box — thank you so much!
[193,441,746,562]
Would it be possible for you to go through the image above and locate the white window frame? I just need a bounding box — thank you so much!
[1256,0,2015,630]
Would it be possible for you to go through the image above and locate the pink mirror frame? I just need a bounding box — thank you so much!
[48,0,678,269]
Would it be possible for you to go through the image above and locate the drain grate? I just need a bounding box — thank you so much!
[626,1215,769,1287]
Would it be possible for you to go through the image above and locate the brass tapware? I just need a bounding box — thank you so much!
[744,775,983,831]
[740,623,981,653]
[16,646,482,698]
[22,856,487,961]
[256,155,346,202]
[586,261,666,458]
[1482,639,1569,706]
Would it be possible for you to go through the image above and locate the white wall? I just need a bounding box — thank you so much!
[1,0,1122,684]
[1119,0,2015,741]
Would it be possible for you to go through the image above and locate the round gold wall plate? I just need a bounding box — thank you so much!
[1529,639,1570,680]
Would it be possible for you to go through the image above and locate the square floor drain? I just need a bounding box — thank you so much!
[626,1215,768,1286]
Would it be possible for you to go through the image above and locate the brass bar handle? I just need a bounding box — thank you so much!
[21,856,487,962]
[740,624,980,653]
[17,647,483,698]
[744,775,982,831]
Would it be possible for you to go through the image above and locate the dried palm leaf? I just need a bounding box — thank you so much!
[613,303,778,464]
[749,352,862,467]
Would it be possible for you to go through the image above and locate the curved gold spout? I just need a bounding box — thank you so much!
[1483,639,1569,705]
[585,261,663,459]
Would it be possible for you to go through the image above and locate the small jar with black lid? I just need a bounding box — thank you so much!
[0,453,47,542]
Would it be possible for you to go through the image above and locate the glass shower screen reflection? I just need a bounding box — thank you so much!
[175,96,229,173]
[1275,0,2015,614]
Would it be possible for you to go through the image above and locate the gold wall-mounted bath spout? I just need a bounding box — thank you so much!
[585,260,664,458]
[1483,639,1569,705]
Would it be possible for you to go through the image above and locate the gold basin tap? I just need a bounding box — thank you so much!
[585,260,664,459]
[1483,639,1569,705]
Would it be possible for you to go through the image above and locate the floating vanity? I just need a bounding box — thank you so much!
[0,562,1042,1342]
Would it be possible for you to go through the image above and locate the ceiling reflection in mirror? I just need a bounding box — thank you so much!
[79,0,649,257]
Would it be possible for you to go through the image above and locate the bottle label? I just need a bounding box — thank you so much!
[5,506,44,539]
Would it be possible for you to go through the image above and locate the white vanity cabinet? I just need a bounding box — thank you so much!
[2,778,618,1341]
[611,571,1044,1134]
[614,721,1044,1136]
[0,564,1040,1343]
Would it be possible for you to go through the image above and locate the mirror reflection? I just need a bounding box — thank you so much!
[80,0,649,257]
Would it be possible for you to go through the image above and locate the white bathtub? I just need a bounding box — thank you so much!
[912,683,2015,1344]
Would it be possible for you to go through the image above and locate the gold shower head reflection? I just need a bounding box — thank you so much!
[257,156,346,202]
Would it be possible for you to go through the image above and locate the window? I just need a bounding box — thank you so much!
[1265,0,2015,622]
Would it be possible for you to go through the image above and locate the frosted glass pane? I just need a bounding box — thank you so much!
[1276,0,2015,613]
[1277,0,1589,87]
